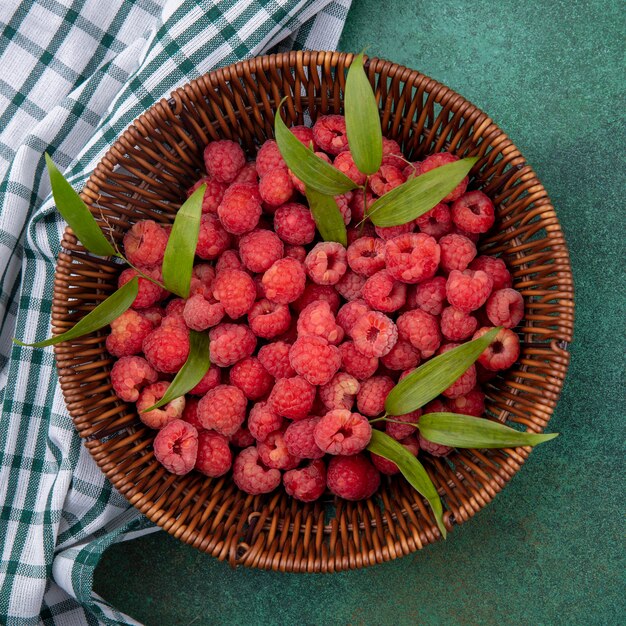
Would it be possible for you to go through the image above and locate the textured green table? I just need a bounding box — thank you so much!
[94,1,625,623]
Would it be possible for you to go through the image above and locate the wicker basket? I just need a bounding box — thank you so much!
[53,51,574,572]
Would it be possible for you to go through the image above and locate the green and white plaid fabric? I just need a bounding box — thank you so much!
[0,1,351,623]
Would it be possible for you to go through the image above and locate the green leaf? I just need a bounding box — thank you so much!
[367,430,446,538]
[45,153,116,257]
[142,331,210,411]
[162,184,205,298]
[14,277,139,348]
[368,156,479,227]
[274,98,357,195]
[385,327,500,415]
[419,413,559,448]
[345,52,382,175]
[305,186,347,246]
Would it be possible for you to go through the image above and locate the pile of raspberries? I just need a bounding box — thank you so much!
[106,114,523,502]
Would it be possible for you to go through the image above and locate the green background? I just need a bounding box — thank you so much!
[94,1,625,624]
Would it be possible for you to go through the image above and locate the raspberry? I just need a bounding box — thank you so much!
[123,220,168,267]
[273,202,316,245]
[469,256,512,291]
[440,306,478,341]
[292,283,340,314]
[333,151,367,185]
[289,152,331,194]
[446,269,493,313]
[258,341,295,378]
[182,397,203,430]
[209,323,256,367]
[248,401,284,442]
[451,190,495,234]
[118,267,166,310]
[196,214,231,260]
[212,269,256,319]
[380,137,405,169]
[420,153,468,202]
[289,336,341,386]
[376,223,418,244]
[337,299,370,336]
[197,384,246,436]
[233,161,259,184]
[297,300,343,344]
[290,125,316,148]
[339,341,379,380]
[217,183,262,235]
[238,229,284,272]
[284,417,324,459]
[380,339,420,370]
[141,306,165,327]
[356,375,394,417]
[396,309,441,358]
[262,258,306,304]
[183,294,224,331]
[403,161,422,180]
[351,311,398,358]
[230,357,273,400]
[233,446,281,495]
[314,409,371,455]
[110,356,158,402]
[335,271,366,301]
[153,419,198,475]
[165,298,186,318]
[106,310,154,357]
[215,249,243,273]
[473,326,520,371]
[419,433,452,457]
[320,372,360,411]
[284,244,306,263]
[410,276,447,315]
[369,164,405,196]
[189,366,221,395]
[256,140,286,177]
[189,264,216,298]
[283,459,327,502]
[438,343,477,398]
[305,242,348,285]
[257,430,299,470]
[204,140,245,183]
[385,410,421,441]
[268,376,316,420]
[327,454,380,501]
[195,430,232,477]
[349,188,375,223]
[362,270,407,312]
[439,234,477,273]
[248,299,291,339]
[335,192,353,224]
[188,176,228,214]
[347,237,386,277]
[422,398,448,414]
[448,388,485,416]
[141,318,189,372]
[371,436,419,474]
[486,288,524,328]
[137,381,186,429]
[259,167,294,206]
[450,225,480,243]
[415,203,452,239]
[385,233,440,284]
[312,114,348,155]
[229,425,255,448]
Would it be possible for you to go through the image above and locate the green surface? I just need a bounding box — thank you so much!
[94,1,625,624]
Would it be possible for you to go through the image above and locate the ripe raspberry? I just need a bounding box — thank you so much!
[215,250,243,274]
[197,384,246,436]
[439,234,477,273]
[347,237,386,277]
[256,140,286,177]
[137,381,186,429]
[314,409,372,455]
[415,203,452,239]
[448,388,485,417]
[289,336,341,386]
[248,299,291,339]
[195,430,232,477]
[289,152,331,194]
[351,311,398,358]
[396,309,441,358]
[118,267,167,310]
[259,167,294,206]
[410,276,447,316]
[182,397,203,430]
[110,356,157,402]
[305,242,348,286]
[238,229,284,273]
[142,319,190,373]
[374,222,415,241]
[362,270,407,312]
[438,343,477,398]
[218,183,262,235]
[420,152,468,202]
[349,188,375,223]
[441,306,478,341]
[123,220,168,267]
[258,341,295,379]
[380,137,405,169]
[451,190,495,234]
[189,263,216,298]
[339,341,379,380]
[189,365,221,395]
[297,300,343,344]
[335,192,353,225]
[292,283,340,314]
[385,233,440,284]
[274,202,316,245]
[473,326,520,371]
[371,436,419,474]
[153,419,198,475]
[212,269,255,319]
[327,454,380,501]
[335,271,366,301]
[165,298,186,319]
[337,299,370,336]
[196,214,231,260]
[268,376,316,420]
[469,255,513,291]
[290,125,316,148]
[320,372,360,411]
[356,375,394,417]
[106,310,154,357]
[486,288,524,328]
[257,430,299,470]
[284,417,324,459]
[141,306,165,327]
[233,161,259,184]
[283,459,327,502]
[262,258,306,304]
[312,114,348,155]
[385,409,421,441]
[284,244,307,263]
[229,425,255,448]
[204,140,246,183]
[380,339,420,371]
[248,401,284,442]
[188,176,228,214]
[209,323,256,367]
[369,164,405,196]
[333,151,367,185]
[230,357,273,400]
[419,433,453,457]
[183,294,224,331]
[446,269,493,313]
[233,446,281,495]
[403,161,422,180]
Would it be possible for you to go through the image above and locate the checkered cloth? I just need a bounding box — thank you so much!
[0,1,351,623]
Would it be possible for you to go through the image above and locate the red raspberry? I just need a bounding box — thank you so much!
[230,357,273,400]
[380,137,405,169]
[218,182,262,235]
[182,397,203,430]
[212,269,256,319]
[297,300,343,344]
[233,446,281,495]
[262,258,306,304]
[283,459,327,502]
[469,256,512,291]
[337,299,370,336]
[284,244,306,263]
[339,341,379,380]
[440,306,478,341]
[385,409,421,441]
[369,164,405,196]
[196,214,231,260]
[410,276,447,316]
[327,454,380,501]
[396,309,441,358]
[233,161,258,184]
[189,264,216,298]
[209,323,256,367]
[256,140,286,177]
[197,384,246,436]
[289,152,331,194]
[380,339,420,371]
[349,188,375,223]
[153,419,198,475]
[215,249,243,273]
[229,425,255,448]
[248,401,284,442]
[106,310,154,357]
[448,388,485,416]
[312,114,348,155]
[419,433,453,457]
[268,376,316,420]
[284,417,324,459]
[320,372,360,411]
[165,298,186,319]
[335,192,353,224]
[257,430,299,470]
[258,341,295,379]
[141,306,165,327]
[486,288,524,328]
[314,409,372,455]
[118,267,166,310]
[137,381,186,429]
[473,326,520,371]
[187,176,228,214]
[238,229,284,273]
[415,203,452,239]
[371,436,419,474]
[195,430,232,477]
[289,336,341,386]
[290,125,316,148]
[333,151,366,185]
[403,161,422,180]
[439,233,477,273]
[189,365,221,395]
[142,321,190,373]
[351,311,398,358]
[363,269,407,312]
[374,222,415,241]
[446,269,493,313]
[274,202,316,245]
[451,190,495,234]
[204,140,245,183]
[347,237,386,277]
[259,167,294,206]
[293,283,340,314]
[420,152,468,202]
[305,242,348,285]
[437,343,477,398]
[110,356,157,402]
[248,299,291,339]
[335,271,366,301]
[183,294,224,331]
[385,233,440,284]
[356,375,394,417]
[123,220,168,267]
